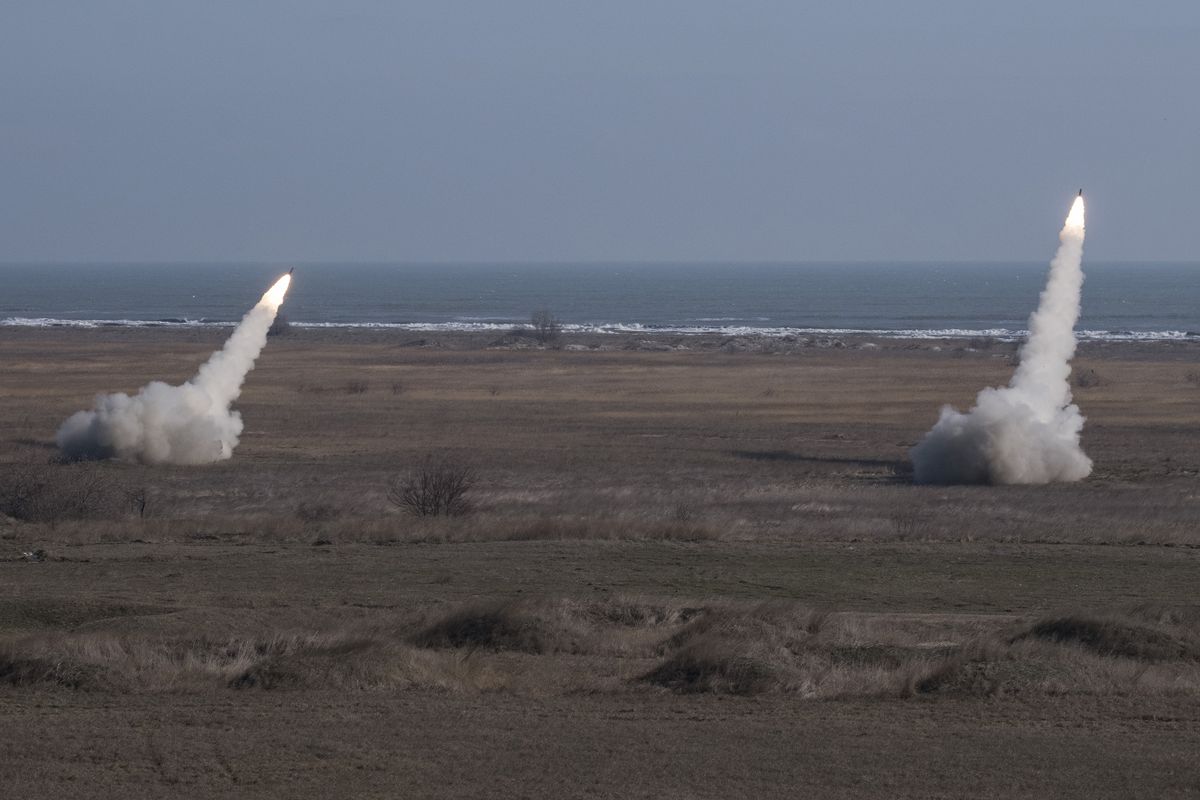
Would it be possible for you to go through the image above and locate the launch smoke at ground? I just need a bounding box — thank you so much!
[910,196,1091,485]
[56,274,292,465]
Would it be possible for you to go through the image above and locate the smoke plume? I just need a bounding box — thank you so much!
[910,196,1091,485]
[56,274,292,465]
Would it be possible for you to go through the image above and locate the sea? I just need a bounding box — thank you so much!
[1,262,1198,341]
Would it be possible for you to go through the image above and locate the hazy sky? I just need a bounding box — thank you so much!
[2,2,1197,263]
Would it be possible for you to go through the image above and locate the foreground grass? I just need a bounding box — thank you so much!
[4,599,1198,700]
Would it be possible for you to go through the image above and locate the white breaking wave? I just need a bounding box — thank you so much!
[3,315,1191,342]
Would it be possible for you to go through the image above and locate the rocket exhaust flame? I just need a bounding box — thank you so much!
[56,273,293,465]
[262,273,291,309]
[909,195,1092,485]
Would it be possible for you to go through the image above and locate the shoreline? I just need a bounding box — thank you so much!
[3,317,1199,344]
[3,322,1199,360]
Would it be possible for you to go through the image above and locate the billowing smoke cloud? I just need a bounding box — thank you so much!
[910,196,1091,485]
[56,274,292,465]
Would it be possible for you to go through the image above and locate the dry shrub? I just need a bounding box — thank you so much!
[890,506,929,539]
[387,457,475,517]
[0,462,125,523]
[1072,368,1104,389]
[344,380,369,394]
[530,309,562,345]
[0,654,105,690]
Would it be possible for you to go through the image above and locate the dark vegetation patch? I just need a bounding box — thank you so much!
[228,637,381,690]
[0,462,128,523]
[643,644,779,695]
[410,601,549,654]
[1012,615,1200,662]
[0,654,106,690]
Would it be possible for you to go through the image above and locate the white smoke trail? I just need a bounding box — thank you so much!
[910,196,1091,485]
[56,274,292,465]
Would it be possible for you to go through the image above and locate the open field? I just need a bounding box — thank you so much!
[2,327,1200,798]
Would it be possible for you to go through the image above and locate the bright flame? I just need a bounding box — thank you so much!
[1065,194,1085,231]
[262,273,292,309]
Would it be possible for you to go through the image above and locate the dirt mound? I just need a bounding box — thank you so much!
[410,601,551,654]
[643,643,779,695]
[1013,615,1200,662]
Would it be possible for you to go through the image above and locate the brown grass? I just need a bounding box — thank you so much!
[5,599,1195,701]
[0,630,506,693]
[642,603,1200,698]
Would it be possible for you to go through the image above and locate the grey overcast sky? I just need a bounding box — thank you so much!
[1,1,1197,263]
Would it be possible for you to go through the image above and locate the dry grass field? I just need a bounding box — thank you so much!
[2,326,1199,798]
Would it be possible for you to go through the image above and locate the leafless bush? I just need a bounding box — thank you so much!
[391,381,405,395]
[0,462,125,523]
[890,507,929,539]
[1185,371,1200,387]
[531,309,562,345]
[1072,368,1104,389]
[125,487,149,519]
[345,380,369,395]
[387,457,475,517]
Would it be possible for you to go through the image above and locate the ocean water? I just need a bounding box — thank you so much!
[1,262,1198,340]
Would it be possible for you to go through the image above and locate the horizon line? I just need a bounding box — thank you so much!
[2,258,1197,267]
